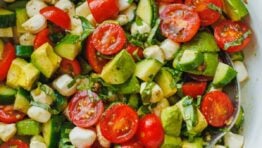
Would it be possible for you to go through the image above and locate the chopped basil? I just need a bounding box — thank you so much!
[208,3,222,14]
[182,96,198,130]
[224,30,252,50]
[76,16,95,40]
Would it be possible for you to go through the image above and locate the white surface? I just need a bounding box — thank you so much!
[242,1,262,147]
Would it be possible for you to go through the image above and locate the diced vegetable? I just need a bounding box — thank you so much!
[0,8,16,28]
[15,8,28,34]
[14,88,31,113]
[135,58,162,81]
[16,119,41,136]
[143,45,165,64]
[0,85,16,104]
[15,45,33,58]
[213,62,237,87]
[0,123,16,142]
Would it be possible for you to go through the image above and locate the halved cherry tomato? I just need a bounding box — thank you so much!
[121,137,143,148]
[88,0,119,23]
[0,105,26,124]
[214,20,251,53]
[60,58,81,76]
[68,91,104,128]
[34,28,51,49]
[0,139,28,148]
[200,91,234,127]
[40,6,71,30]
[92,23,126,55]
[160,4,200,42]
[126,44,144,61]
[0,42,15,81]
[185,0,223,26]
[100,104,139,144]
[137,114,164,148]
[182,81,207,98]
[85,35,109,73]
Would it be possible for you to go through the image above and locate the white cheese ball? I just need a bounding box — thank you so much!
[27,106,51,123]
[26,0,47,17]
[69,127,96,148]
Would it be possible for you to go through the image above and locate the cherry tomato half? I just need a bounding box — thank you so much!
[68,91,104,128]
[185,0,223,26]
[34,28,51,49]
[160,4,200,42]
[126,44,144,61]
[92,23,126,55]
[214,20,251,53]
[0,105,26,124]
[0,42,15,81]
[100,104,139,144]
[88,0,119,23]
[0,139,28,148]
[121,137,143,148]
[137,114,164,148]
[40,6,71,30]
[200,91,234,127]
[85,35,109,73]
[60,58,81,76]
[182,81,207,98]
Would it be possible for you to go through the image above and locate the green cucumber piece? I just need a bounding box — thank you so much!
[16,119,41,136]
[43,115,64,148]
[213,62,237,87]
[223,0,248,21]
[178,50,204,70]
[16,45,33,58]
[7,0,28,11]
[15,8,28,34]
[0,8,16,28]
[135,58,162,81]
[136,0,154,27]
[0,85,17,104]
[0,39,4,60]
[202,53,219,76]
[55,35,81,60]
[127,94,141,110]
[14,88,31,113]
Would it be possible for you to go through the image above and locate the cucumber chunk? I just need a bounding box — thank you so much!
[0,8,16,28]
[0,85,17,104]
[14,88,31,113]
[213,62,237,87]
[178,50,204,70]
[136,0,153,27]
[16,119,41,136]
[135,58,162,81]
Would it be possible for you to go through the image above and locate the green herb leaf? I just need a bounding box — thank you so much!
[208,3,222,14]
[224,30,252,50]
[141,82,155,104]
[182,96,198,130]
[76,16,95,40]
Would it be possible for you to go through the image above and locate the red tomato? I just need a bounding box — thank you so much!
[92,23,126,55]
[0,42,15,81]
[34,28,51,49]
[214,20,251,53]
[100,104,139,144]
[68,91,104,128]
[0,106,26,124]
[85,35,109,73]
[121,137,144,148]
[40,6,71,30]
[200,91,234,127]
[137,114,164,148]
[158,0,183,3]
[185,0,223,26]
[182,81,207,98]
[88,0,119,23]
[160,4,200,42]
[60,58,81,76]
[0,139,28,148]
[126,44,144,61]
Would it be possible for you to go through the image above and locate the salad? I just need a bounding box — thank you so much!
[0,0,250,147]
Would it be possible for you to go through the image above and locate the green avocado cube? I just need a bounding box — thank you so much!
[182,138,203,148]
[161,135,182,148]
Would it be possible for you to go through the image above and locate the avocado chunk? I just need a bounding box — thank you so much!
[160,105,183,137]
[7,58,40,90]
[202,53,219,76]
[55,35,81,60]
[178,50,204,71]
[182,138,203,148]
[100,50,135,84]
[213,62,237,87]
[14,88,31,113]
[181,32,219,53]
[189,109,208,135]
[161,135,182,148]
[135,58,162,81]
[223,0,248,21]
[31,43,62,78]
[155,68,181,97]
[116,76,140,94]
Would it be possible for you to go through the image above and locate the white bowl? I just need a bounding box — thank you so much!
[242,0,262,147]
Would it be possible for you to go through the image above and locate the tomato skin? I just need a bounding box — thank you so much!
[40,6,71,30]
[0,42,15,81]
[92,23,126,55]
[0,139,28,148]
[68,91,104,128]
[60,58,81,76]
[214,20,251,53]
[158,0,183,3]
[137,114,164,148]
[182,81,207,98]
[160,4,200,43]
[100,104,139,144]
[121,137,144,148]
[0,106,26,124]
[34,28,51,49]
[200,91,234,127]
[85,35,109,73]
[185,0,223,26]
[88,0,119,23]
[126,44,144,61]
